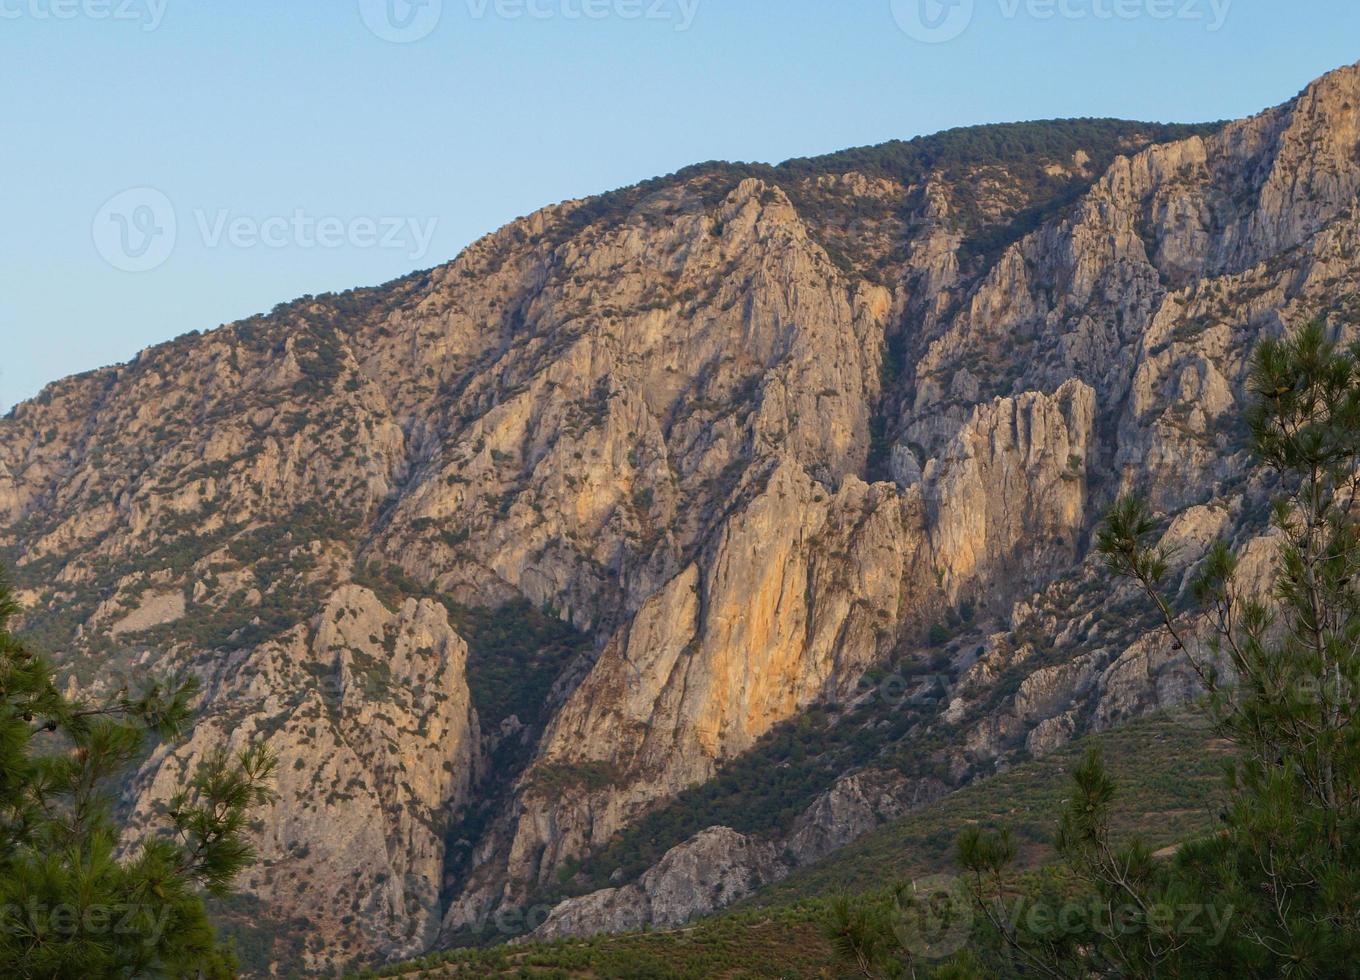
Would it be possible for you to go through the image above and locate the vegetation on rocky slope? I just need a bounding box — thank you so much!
[546,117,1224,279]
[363,713,1223,978]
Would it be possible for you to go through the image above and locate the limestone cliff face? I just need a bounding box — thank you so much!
[2,62,1359,970]
[529,827,787,940]
[123,586,479,967]
[925,380,1094,599]
[448,374,1095,919]
[366,177,893,631]
[786,770,948,866]
[461,466,937,914]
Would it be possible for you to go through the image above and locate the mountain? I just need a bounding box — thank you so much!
[3,61,1359,974]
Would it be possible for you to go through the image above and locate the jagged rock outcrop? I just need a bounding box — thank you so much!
[125,586,479,968]
[925,379,1095,599]
[529,827,786,941]
[786,770,949,865]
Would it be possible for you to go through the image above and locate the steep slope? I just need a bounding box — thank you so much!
[2,64,1358,972]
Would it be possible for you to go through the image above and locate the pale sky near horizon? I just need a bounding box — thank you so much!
[3,0,1357,413]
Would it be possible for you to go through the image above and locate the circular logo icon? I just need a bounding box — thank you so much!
[890,0,975,43]
[359,0,443,42]
[92,187,177,273]
[892,874,974,960]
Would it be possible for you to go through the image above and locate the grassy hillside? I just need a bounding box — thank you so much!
[357,713,1228,979]
[358,906,835,980]
[747,712,1226,907]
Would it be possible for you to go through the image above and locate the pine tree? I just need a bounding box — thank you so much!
[0,569,277,978]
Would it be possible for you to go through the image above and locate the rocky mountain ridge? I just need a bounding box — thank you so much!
[2,63,1359,971]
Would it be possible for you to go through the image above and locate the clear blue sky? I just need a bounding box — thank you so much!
[3,0,1357,412]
